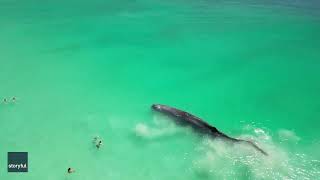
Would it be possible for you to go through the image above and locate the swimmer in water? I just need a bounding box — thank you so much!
[93,136,100,144]
[12,97,16,102]
[3,98,7,104]
[96,140,102,149]
[68,168,75,173]
[93,136,99,141]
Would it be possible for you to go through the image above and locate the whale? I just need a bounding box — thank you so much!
[151,104,268,156]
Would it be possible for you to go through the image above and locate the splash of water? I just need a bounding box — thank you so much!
[192,126,319,179]
[133,115,183,140]
[133,116,319,179]
[278,129,301,142]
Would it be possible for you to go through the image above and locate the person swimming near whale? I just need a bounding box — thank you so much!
[68,167,75,173]
[96,140,103,149]
[93,136,99,142]
[2,97,17,104]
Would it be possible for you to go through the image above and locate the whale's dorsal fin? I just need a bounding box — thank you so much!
[207,125,219,133]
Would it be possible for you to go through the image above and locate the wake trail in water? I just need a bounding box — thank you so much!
[133,119,319,179]
[193,126,320,179]
[133,115,184,140]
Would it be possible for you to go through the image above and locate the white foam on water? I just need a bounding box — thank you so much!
[132,119,319,179]
[134,123,152,137]
[192,126,320,179]
[278,129,301,142]
[133,115,187,140]
[133,122,182,140]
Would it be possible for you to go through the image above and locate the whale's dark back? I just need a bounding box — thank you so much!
[151,104,233,139]
[151,104,268,156]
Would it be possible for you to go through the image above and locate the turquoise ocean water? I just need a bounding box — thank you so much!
[1,0,320,179]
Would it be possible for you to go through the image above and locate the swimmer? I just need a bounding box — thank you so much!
[68,168,75,173]
[2,98,8,104]
[93,136,100,144]
[12,97,16,102]
[93,136,99,141]
[96,140,102,149]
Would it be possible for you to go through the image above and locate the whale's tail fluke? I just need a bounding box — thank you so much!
[238,139,268,156]
[207,126,268,156]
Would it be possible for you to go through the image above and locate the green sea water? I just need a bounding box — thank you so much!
[1,0,320,179]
